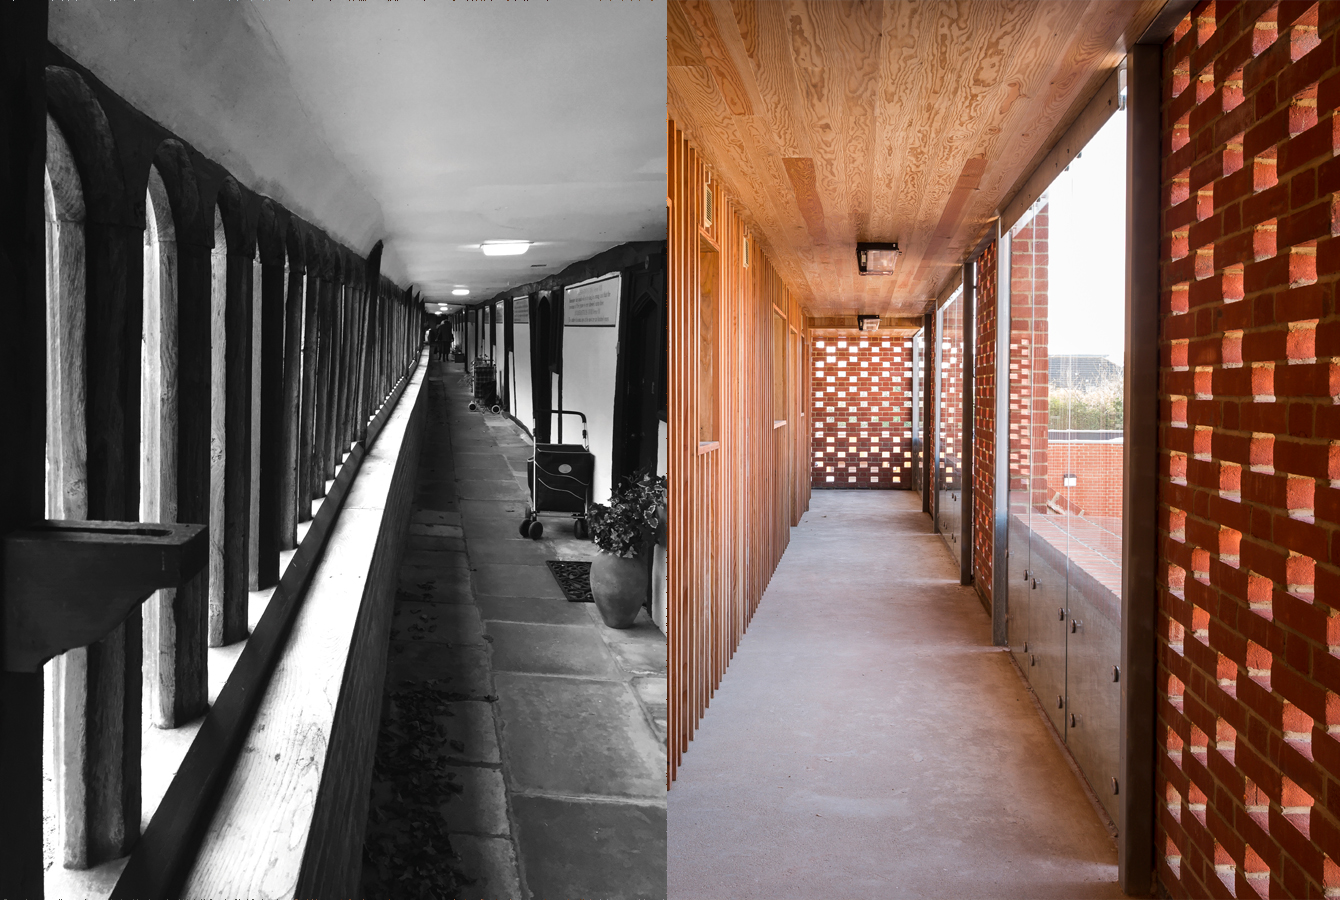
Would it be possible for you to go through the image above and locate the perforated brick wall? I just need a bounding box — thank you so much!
[925,312,938,523]
[975,241,998,607]
[1010,208,1052,517]
[811,332,916,488]
[939,299,966,494]
[1158,3,1340,897]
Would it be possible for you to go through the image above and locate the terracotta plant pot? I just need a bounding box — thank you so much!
[590,551,650,629]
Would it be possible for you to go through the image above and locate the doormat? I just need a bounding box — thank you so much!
[545,560,593,603]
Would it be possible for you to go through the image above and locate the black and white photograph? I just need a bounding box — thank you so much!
[0,2,665,898]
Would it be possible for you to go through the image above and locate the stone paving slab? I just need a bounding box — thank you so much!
[476,594,595,627]
[409,522,465,539]
[392,601,485,646]
[632,675,668,741]
[450,834,524,900]
[403,548,471,569]
[399,565,473,604]
[455,451,515,468]
[605,630,669,676]
[387,642,493,698]
[438,700,501,766]
[512,796,668,900]
[412,509,462,526]
[493,673,664,800]
[416,477,459,491]
[465,538,555,566]
[442,765,510,836]
[458,497,526,516]
[414,490,459,512]
[407,533,467,553]
[486,621,621,679]
[473,563,566,600]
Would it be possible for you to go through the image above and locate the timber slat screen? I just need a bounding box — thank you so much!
[668,118,812,783]
[2,47,422,894]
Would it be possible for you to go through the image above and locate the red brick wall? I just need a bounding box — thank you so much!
[975,241,998,606]
[1045,441,1124,518]
[1009,208,1052,516]
[939,296,966,493]
[1158,3,1340,897]
[811,330,916,488]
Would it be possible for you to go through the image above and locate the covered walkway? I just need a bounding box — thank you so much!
[364,359,666,900]
[668,491,1120,900]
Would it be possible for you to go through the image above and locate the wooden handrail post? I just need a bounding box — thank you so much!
[161,234,211,726]
[297,261,320,521]
[313,270,334,493]
[255,203,287,589]
[211,241,253,647]
[0,5,53,893]
[278,234,305,547]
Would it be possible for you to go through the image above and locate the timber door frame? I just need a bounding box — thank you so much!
[611,254,666,486]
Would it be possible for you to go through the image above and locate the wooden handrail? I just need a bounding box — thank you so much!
[111,351,422,899]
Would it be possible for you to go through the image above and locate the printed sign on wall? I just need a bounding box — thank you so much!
[513,296,530,324]
[563,273,621,327]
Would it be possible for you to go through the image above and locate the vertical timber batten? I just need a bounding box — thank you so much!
[667,118,811,782]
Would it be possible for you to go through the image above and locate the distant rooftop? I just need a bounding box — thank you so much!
[1049,355,1122,391]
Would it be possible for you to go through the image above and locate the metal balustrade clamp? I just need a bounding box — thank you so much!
[3,520,207,672]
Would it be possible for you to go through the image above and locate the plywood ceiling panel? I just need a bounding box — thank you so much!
[668,0,1164,317]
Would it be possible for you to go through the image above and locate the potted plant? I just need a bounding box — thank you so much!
[587,472,667,628]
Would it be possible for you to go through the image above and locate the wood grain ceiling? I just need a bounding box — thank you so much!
[668,0,1164,317]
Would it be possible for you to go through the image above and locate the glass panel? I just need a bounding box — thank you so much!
[912,328,923,497]
[936,291,964,560]
[1005,101,1126,822]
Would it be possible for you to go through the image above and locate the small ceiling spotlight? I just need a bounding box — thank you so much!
[856,242,900,276]
[857,314,881,332]
[452,287,470,296]
[480,240,532,256]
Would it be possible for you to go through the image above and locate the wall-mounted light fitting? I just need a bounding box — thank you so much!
[856,242,900,276]
[857,314,881,332]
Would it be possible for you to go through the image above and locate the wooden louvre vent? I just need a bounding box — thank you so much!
[703,177,714,228]
[743,234,750,267]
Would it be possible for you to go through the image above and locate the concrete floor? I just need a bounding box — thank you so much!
[370,359,666,900]
[668,490,1121,900]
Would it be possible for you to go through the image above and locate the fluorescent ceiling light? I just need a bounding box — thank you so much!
[452,288,470,296]
[481,240,531,256]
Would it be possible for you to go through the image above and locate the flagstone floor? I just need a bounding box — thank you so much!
[363,359,666,900]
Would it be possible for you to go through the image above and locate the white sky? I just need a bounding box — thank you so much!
[1041,109,1128,366]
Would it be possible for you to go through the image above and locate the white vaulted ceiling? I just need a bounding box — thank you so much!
[49,1,665,304]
